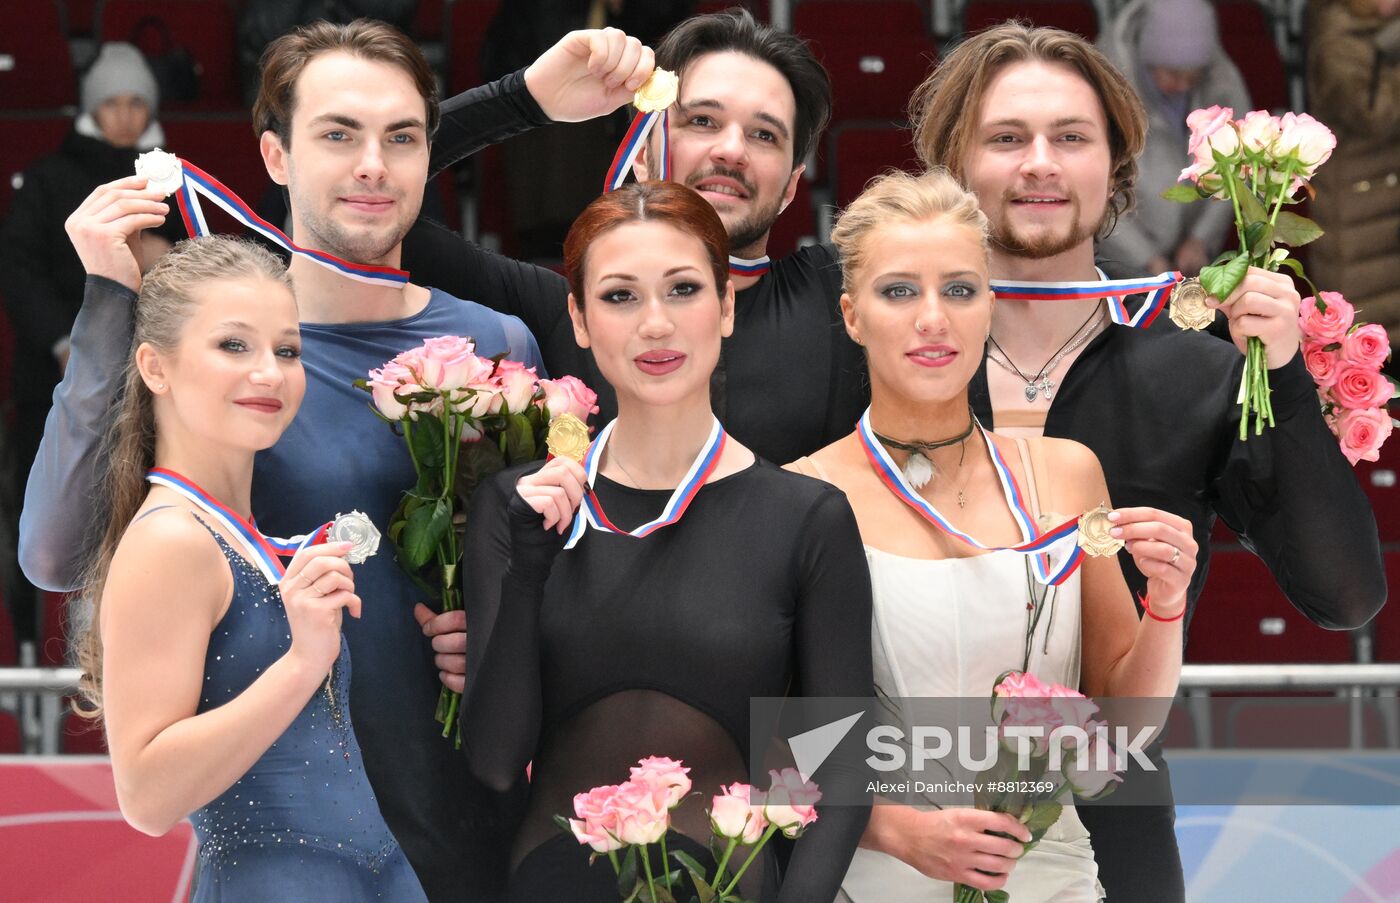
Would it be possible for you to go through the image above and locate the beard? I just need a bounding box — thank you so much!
[988,192,1105,260]
[288,173,419,265]
[685,167,786,257]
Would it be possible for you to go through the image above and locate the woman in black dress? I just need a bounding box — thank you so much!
[462,181,873,902]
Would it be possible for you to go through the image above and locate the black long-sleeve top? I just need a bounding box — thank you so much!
[971,317,1386,634]
[462,460,873,901]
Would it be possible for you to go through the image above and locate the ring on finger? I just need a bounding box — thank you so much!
[1170,546,1181,565]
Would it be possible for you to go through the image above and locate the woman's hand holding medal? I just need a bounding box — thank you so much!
[280,541,360,675]
[523,27,657,123]
[65,176,171,293]
[1092,506,1197,619]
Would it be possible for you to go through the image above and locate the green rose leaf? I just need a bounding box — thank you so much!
[1272,211,1325,247]
[1235,183,1268,225]
[618,846,640,899]
[1022,800,1064,840]
[505,412,537,464]
[401,498,450,570]
[1199,252,1250,302]
[1160,184,1202,203]
[670,850,716,902]
[1244,221,1274,258]
[408,414,447,470]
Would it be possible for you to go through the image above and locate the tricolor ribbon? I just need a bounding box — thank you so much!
[563,416,725,550]
[729,255,771,278]
[173,158,410,289]
[856,410,1085,585]
[989,270,1182,329]
[146,467,331,585]
[604,109,669,191]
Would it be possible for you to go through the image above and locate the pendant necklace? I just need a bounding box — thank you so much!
[987,302,1106,402]
[871,408,977,496]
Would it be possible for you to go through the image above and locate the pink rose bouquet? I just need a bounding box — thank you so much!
[1165,108,1336,439]
[556,757,819,903]
[956,671,1125,903]
[1297,294,1396,464]
[355,337,598,744]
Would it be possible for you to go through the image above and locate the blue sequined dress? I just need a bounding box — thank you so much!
[189,521,427,902]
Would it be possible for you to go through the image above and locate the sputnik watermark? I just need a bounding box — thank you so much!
[865,723,1158,773]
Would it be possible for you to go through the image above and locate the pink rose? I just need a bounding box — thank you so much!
[1337,407,1394,465]
[1274,112,1336,177]
[417,336,486,390]
[1341,324,1391,370]
[367,361,419,420]
[1303,340,1343,389]
[456,383,504,419]
[1062,723,1124,799]
[1333,364,1393,410]
[494,359,540,414]
[758,768,821,838]
[1234,110,1281,154]
[1186,105,1238,160]
[1298,293,1355,344]
[570,784,624,853]
[628,756,692,810]
[540,375,601,421]
[611,780,670,845]
[710,783,768,844]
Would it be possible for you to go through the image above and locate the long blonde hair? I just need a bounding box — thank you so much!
[73,236,292,717]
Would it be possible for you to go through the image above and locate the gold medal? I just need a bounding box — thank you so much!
[634,68,679,113]
[1077,504,1124,557]
[1168,277,1216,332]
[546,413,591,463]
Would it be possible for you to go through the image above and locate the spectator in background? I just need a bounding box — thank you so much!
[1098,0,1251,276]
[0,42,180,651]
[1307,0,1400,345]
[480,0,695,259]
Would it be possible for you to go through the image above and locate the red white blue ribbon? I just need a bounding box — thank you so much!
[989,270,1182,329]
[563,416,725,550]
[856,410,1084,585]
[172,158,410,289]
[729,255,771,278]
[146,467,331,585]
[605,110,669,191]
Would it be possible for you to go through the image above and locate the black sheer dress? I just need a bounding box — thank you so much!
[462,459,873,902]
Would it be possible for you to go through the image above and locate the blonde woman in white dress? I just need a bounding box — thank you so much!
[789,169,1194,903]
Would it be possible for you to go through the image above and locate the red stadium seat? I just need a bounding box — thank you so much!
[1224,696,1389,748]
[0,0,77,110]
[0,710,19,754]
[766,176,817,259]
[962,1,1100,40]
[447,0,502,95]
[0,583,15,667]
[696,0,770,19]
[66,0,100,36]
[61,710,109,755]
[1351,416,1400,543]
[0,114,73,220]
[812,35,937,126]
[1216,0,1288,112]
[1374,553,1400,662]
[96,0,241,111]
[39,591,69,667]
[160,113,268,212]
[829,123,920,207]
[793,1,927,41]
[1186,550,1355,664]
[413,0,447,41]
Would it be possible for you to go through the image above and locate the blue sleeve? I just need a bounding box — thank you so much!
[20,276,135,591]
[503,313,548,379]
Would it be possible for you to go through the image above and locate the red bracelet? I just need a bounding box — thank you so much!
[1139,592,1184,623]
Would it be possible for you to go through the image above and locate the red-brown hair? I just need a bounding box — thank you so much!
[564,182,730,304]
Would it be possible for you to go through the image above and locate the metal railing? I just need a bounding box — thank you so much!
[3,663,1400,755]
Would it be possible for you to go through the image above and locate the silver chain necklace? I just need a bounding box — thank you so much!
[987,302,1107,402]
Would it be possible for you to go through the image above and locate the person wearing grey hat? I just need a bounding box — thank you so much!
[1098,0,1252,279]
[0,41,180,651]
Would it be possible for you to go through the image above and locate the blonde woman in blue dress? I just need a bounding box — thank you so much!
[789,169,1193,902]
